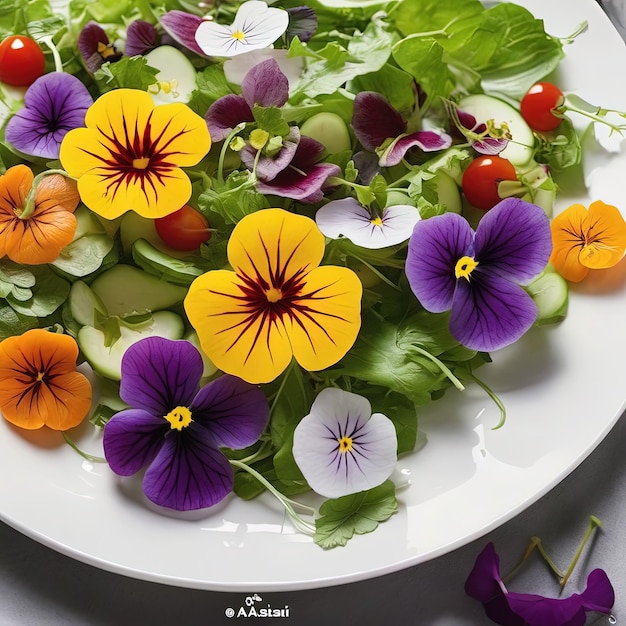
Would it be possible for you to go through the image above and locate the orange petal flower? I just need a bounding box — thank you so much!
[0,164,80,265]
[550,200,626,282]
[0,329,92,431]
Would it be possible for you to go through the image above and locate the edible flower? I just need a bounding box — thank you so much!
[292,387,397,498]
[195,1,289,58]
[452,107,510,155]
[351,91,452,166]
[316,197,420,249]
[465,542,615,626]
[5,73,94,160]
[406,198,552,351]
[549,200,626,282]
[0,165,80,265]
[103,337,269,511]
[59,89,211,220]
[184,208,362,384]
[77,22,122,73]
[160,10,205,57]
[0,329,92,431]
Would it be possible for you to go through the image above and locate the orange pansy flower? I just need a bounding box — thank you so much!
[0,164,80,265]
[0,329,92,431]
[550,200,626,282]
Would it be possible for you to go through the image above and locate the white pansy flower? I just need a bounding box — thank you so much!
[195,1,289,58]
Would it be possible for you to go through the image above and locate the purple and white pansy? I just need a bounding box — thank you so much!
[292,388,397,499]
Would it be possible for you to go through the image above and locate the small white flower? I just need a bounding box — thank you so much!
[315,197,421,249]
[195,1,289,58]
[293,388,397,499]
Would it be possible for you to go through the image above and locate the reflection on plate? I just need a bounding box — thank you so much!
[1,0,625,592]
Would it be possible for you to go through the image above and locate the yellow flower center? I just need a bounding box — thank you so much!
[36,371,45,382]
[265,287,283,303]
[164,406,193,431]
[97,41,117,59]
[370,216,384,227]
[337,436,353,453]
[249,129,270,150]
[455,255,479,280]
[132,157,151,170]
[232,29,246,41]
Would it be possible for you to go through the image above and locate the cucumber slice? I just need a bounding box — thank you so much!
[459,94,535,166]
[120,211,189,259]
[526,267,569,326]
[69,281,108,327]
[78,311,185,380]
[433,170,462,214]
[89,264,187,316]
[132,238,204,287]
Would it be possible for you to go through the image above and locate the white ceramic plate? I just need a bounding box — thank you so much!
[1,0,625,592]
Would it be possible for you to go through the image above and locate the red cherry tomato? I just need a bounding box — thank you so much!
[154,205,211,251]
[520,82,565,132]
[461,155,517,211]
[0,35,46,87]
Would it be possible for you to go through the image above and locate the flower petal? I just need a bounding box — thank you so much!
[549,203,590,282]
[284,265,362,372]
[205,94,253,142]
[580,201,626,269]
[464,542,505,603]
[474,198,552,284]
[406,212,473,313]
[191,374,269,448]
[241,126,300,182]
[241,58,289,109]
[103,408,168,475]
[195,1,289,58]
[380,130,452,167]
[224,49,304,89]
[293,388,397,498]
[579,569,615,613]
[351,91,406,151]
[184,269,294,384]
[5,73,93,159]
[119,337,204,415]
[125,20,159,56]
[160,10,206,57]
[142,427,234,510]
[450,272,538,351]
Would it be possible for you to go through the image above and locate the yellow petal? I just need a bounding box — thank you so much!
[579,200,626,269]
[550,203,589,282]
[285,265,362,372]
[184,269,293,384]
[227,209,325,287]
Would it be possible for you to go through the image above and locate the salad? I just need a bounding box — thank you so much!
[0,0,625,551]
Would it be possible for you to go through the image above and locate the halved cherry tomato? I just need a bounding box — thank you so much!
[0,35,46,87]
[461,155,517,211]
[520,82,565,132]
[154,205,211,251]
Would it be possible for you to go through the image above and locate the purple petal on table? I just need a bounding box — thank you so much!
[450,273,538,351]
[351,91,406,151]
[406,212,473,313]
[579,569,615,613]
[142,427,234,510]
[160,10,206,57]
[205,94,253,142]
[380,130,452,167]
[505,593,586,626]
[240,126,300,181]
[474,198,552,284]
[119,337,203,415]
[103,408,168,476]
[191,374,269,448]
[286,6,318,42]
[464,542,505,602]
[125,20,159,56]
[241,58,289,109]
[5,73,93,159]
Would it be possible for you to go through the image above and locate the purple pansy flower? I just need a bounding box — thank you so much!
[5,73,94,159]
[77,22,123,73]
[285,6,318,43]
[405,198,552,352]
[352,91,452,166]
[160,10,206,57]
[125,20,162,56]
[206,58,289,141]
[103,337,269,511]
[253,134,341,202]
[465,543,615,626]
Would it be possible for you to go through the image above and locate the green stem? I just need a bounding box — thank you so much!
[20,169,73,219]
[62,432,107,463]
[230,459,316,535]
[40,36,63,73]
[349,253,402,292]
[410,345,465,391]
[217,122,247,186]
[466,372,506,429]
[560,516,602,588]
